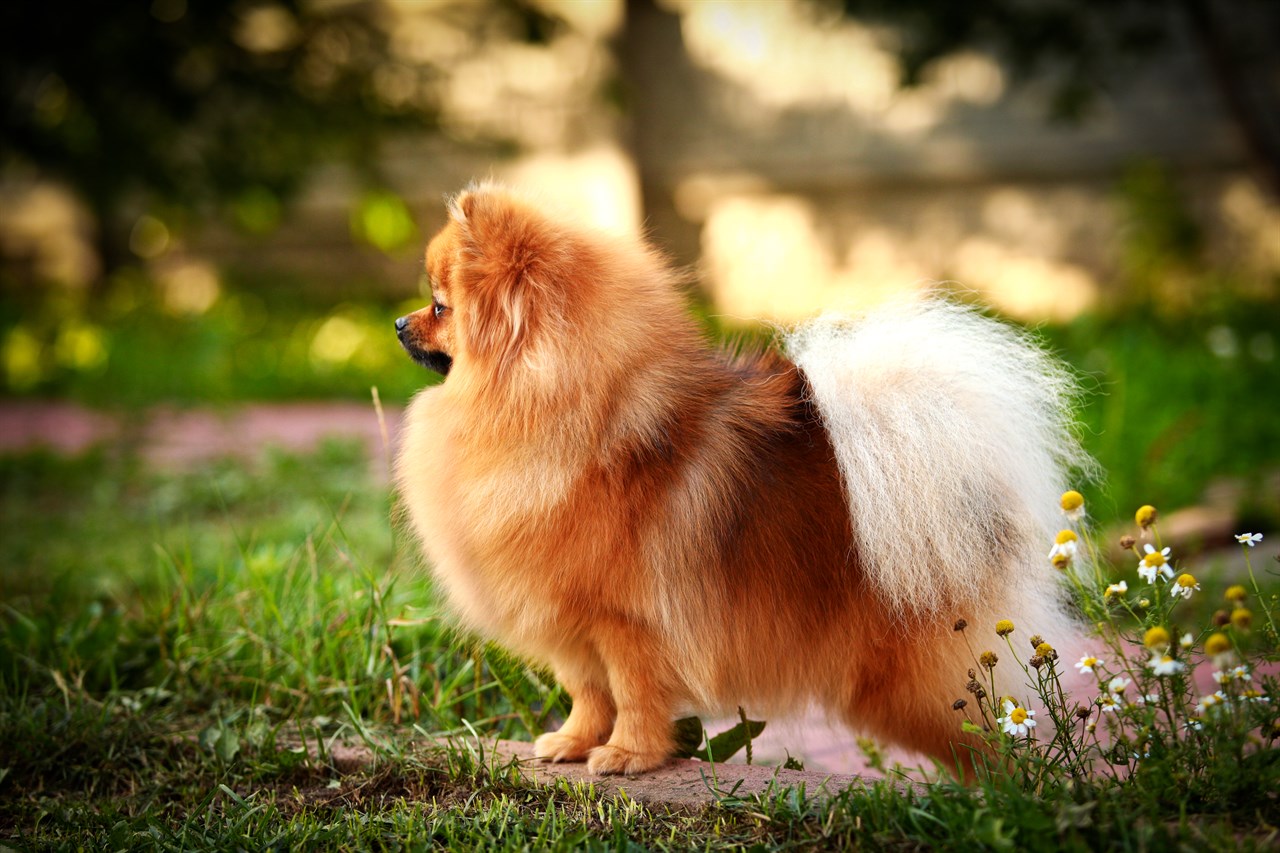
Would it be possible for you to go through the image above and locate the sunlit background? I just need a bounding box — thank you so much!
[3,0,1279,500]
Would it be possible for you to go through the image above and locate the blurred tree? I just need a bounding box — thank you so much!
[0,0,561,279]
[833,0,1280,196]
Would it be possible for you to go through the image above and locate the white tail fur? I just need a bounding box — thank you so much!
[786,298,1094,619]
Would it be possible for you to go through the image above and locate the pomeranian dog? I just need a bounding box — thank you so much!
[395,183,1090,776]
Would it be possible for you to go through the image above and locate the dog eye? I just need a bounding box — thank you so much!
[433,302,447,318]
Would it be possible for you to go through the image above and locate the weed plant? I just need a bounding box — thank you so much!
[944,492,1280,836]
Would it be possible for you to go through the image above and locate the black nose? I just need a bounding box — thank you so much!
[395,316,409,332]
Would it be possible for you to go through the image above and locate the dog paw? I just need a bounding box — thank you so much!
[586,744,668,776]
[534,731,595,763]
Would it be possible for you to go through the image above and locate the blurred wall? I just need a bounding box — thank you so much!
[622,0,1279,321]
[12,0,1275,323]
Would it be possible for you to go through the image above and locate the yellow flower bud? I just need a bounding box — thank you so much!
[1226,585,1247,603]
[1061,491,1084,512]
[1143,626,1171,650]
[995,619,1015,637]
[1135,505,1158,528]
[1231,608,1253,630]
[1204,632,1231,656]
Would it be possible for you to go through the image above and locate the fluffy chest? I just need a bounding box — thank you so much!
[397,392,592,641]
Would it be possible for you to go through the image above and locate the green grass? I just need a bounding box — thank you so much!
[3,441,1280,850]
[0,443,563,731]
[1039,303,1280,521]
[0,271,436,407]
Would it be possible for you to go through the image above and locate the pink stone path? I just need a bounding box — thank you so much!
[0,399,402,475]
[2,399,1274,778]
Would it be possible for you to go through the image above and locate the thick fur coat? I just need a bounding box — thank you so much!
[395,185,1089,775]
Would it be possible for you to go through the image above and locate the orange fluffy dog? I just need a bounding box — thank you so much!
[395,184,1089,776]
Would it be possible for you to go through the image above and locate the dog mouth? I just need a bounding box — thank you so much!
[401,342,452,376]
[395,320,452,376]
[412,349,453,376]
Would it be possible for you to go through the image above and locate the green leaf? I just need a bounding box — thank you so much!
[672,713,768,763]
[199,722,241,763]
[215,725,241,762]
[696,716,766,764]
[671,716,705,759]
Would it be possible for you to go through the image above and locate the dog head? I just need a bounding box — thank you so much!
[395,212,463,377]
[396,183,693,402]
[396,184,587,381]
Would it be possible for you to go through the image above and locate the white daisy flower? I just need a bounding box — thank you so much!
[1195,691,1228,715]
[1138,544,1174,584]
[1057,540,1079,558]
[1148,654,1185,676]
[998,700,1037,738]
[1049,547,1074,569]
[1075,654,1103,674]
[1060,491,1086,520]
[1235,533,1263,547]
[1185,719,1204,732]
[1101,678,1132,711]
[1134,692,1161,705]
[1049,541,1078,560]
[1048,530,1079,569]
[1104,581,1128,599]
[1169,574,1200,599]
[1213,665,1252,685]
[1179,632,1194,649]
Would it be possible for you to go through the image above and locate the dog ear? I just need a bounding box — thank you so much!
[450,187,557,369]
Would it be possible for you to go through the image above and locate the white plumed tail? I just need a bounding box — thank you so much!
[786,298,1094,619]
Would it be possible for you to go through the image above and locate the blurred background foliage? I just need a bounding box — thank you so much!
[0,0,573,269]
[1,0,1279,520]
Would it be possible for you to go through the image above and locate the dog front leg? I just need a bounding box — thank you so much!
[585,618,676,775]
[534,665,615,762]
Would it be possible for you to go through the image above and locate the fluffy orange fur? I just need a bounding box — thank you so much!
[395,184,1075,776]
